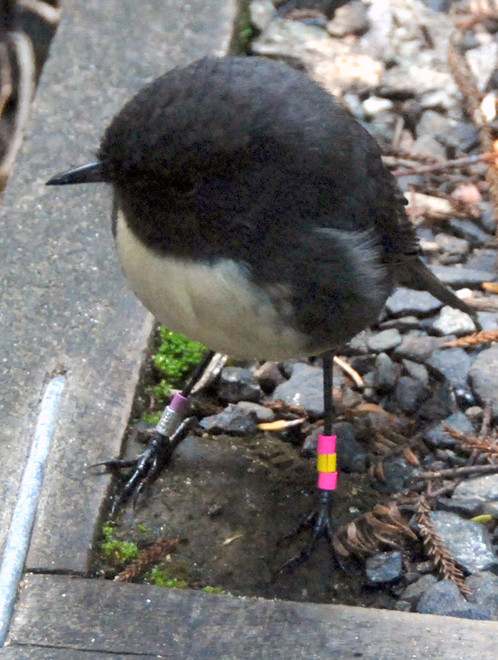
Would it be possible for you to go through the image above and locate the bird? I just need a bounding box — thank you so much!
[46,56,475,570]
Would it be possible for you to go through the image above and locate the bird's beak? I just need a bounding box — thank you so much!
[46,161,110,186]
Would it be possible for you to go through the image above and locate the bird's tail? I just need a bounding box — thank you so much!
[394,257,478,321]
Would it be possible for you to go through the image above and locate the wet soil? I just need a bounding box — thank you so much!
[103,427,398,608]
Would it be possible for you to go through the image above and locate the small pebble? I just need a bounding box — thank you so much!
[199,404,259,435]
[218,367,262,403]
[431,306,476,336]
[385,288,442,317]
[424,410,474,448]
[429,511,498,574]
[366,551,403,584]
[367,328,402,352]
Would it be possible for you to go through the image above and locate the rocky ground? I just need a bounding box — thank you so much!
[97,0,498,620]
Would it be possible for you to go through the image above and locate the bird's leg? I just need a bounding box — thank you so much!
[93,349,215,516]
[275,352,338,575]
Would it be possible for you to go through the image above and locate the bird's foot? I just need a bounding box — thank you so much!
[274,490,335,577]
[92,417,193,517]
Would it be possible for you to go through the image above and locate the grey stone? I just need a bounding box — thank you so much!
[326,1,369,37]
[466,573,498,618]
[236,401,275,423]
[402,359,429,385]
[453,474,498,517]
[334,422,367,473]
[411,134,446,160]
[434,448,467,467]
[429,265,495,288]
[379,66,457,99]
[199,404,259,436]
[379,316,424,331]
[437,121,480,153]
[251,17,333,60]
[426,348,472,388]
[429,511,497,574]
[417,580,494,620]
[416,110,448,139]
[394,376,430,414]
[399,574,438,605]
[249,0,277,32]
[349,354,375,376]
[217,366,263,403]
[375,456,414,494]
[466,41,498,91]
[253,360,285,392]
[480,205,497,234]
[465,406,484,423]
[465,248,496,272]
[448,219,492,247]
[424,411,474,448]
[437,496,483,517]
[394,600,412,612]
[476,311,498,332]
[434,233,470,256]
[345,329,372,355]
[374,353,399,392]
[365,551,403,584]
[431,306,476,336]
[362,96,393,117]
[385,288,442,317]
[394,334,454,363]
[367,328,402,352]
[417,382,454,422]
[469,346,498,420]
[271,362,324,417]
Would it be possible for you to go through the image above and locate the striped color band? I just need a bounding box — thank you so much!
[317,433,338,491]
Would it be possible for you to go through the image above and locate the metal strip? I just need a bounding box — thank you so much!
[0,375,66,646]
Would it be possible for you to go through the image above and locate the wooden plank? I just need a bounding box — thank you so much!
[7,574,498,659]
[0,648,153,659]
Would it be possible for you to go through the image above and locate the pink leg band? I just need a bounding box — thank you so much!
[317,434,336,454]
[318,471,338,491]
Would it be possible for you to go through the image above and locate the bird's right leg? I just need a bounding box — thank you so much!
[94,349,215,516]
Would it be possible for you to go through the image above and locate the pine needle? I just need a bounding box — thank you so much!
[442,328,498,348]
[114,538,180,582]
[415,497,473,598]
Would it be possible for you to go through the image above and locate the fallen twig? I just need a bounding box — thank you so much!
[410,463,498,481]
[392,152,497,178]
[114,538,180,582]
[442,328,498,348]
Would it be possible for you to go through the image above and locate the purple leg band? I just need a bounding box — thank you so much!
[169,392,190,415]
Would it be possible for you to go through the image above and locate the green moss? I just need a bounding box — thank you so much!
[201,585,227,594]
[100,522,139,564]
[147,565,188,589]
[141,411,161,425]
[231,2,254,54]
[152,326,205,401]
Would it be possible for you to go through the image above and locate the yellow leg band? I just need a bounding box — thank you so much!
[317,453,337,473]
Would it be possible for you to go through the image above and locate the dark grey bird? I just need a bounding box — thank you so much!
[47,56,475,569]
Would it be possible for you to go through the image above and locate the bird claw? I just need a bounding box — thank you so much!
[273,490,335,578]
[91,418,193,517]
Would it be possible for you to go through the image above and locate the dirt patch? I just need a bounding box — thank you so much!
[101,428,398,608]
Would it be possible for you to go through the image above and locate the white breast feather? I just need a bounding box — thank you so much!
[115,211,307,359]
